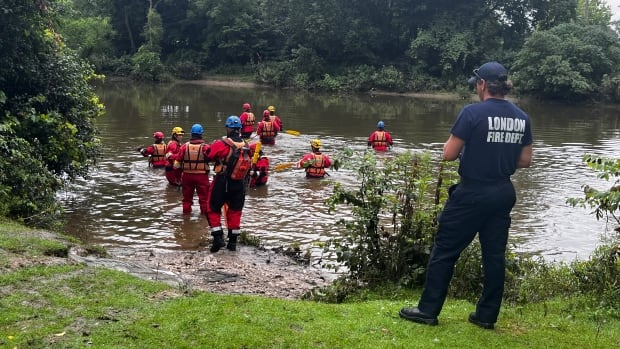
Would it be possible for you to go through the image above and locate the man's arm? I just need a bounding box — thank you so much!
[517,144,533,168]
[442,134,464,161]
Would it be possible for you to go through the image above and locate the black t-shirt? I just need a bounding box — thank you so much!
[451,98,533,182]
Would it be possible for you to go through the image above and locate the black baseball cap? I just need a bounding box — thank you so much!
[467,61,508,86]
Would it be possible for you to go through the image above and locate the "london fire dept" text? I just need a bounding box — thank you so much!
[487,116,526,144]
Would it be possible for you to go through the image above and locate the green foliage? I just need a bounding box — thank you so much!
[0,126,63,227]
[600,74,620,103]
[567,155,620,223]
[408,16,478,80]
[165,49,205,80]
[171,60,202,80]
[374,66,407,92]
[52,0,620,100]
[340,65,376,91]
[0,0,103,227]
[576,0,613,25]
[255,61,295,88]
[141,7,163,54]
[293,73,310,90]
[131,47,169,81]
[105,54,134,76]
[59,16,116,71]
[316,74,343,92]
[571,244,620,314]
[324,150,458,287]
[513,23,620,101]
[291,45,325,81]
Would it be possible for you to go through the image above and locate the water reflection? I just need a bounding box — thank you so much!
[61,81,620,263]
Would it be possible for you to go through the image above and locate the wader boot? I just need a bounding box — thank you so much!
[227,229,240,251]
[210,229,226,253]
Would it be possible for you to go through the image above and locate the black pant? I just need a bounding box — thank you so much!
[418,179,516,323]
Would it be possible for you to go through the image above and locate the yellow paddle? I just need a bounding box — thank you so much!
[252,141,262,164]
[284,129,301,136]
[274,162,295,172]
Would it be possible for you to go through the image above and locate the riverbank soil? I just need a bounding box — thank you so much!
[83,245,334,299]
[2,229,333,300]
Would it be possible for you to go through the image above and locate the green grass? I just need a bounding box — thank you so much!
[1,223,619,349]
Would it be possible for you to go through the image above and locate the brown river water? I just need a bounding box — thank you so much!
[60,81,620,264]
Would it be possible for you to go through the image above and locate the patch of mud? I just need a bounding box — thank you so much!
[69,245,336,300]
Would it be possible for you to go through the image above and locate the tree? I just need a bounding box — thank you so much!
[0,0,103,226]
[57,1,116,71]
[576,0,612,25]
[512,23,620,101]
[107,0,148,54]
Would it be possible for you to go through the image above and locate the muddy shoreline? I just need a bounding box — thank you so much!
[69,244,336,299]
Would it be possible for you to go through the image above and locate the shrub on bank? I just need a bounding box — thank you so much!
[309,151,619,319]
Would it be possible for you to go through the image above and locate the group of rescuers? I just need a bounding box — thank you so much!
[139,103,393,253]
[139,61,533,331]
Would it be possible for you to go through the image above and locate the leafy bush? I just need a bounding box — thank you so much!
[323,150,457,287]
[0,2,102,227]
[374,65,407,92]
[293,73,310,90]
[600,74,620,103]
[255,61,295,88]
[131,48,168,81]
[567,155,620,224]
[172,61,202,80]
[315,74,342,92]
[571,244,620,315]
[0,124,63,227]
[341,65,376,91]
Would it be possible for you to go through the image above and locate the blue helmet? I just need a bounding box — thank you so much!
[225,115,242,128]
[191,123,203,135]
[377,121,385,129]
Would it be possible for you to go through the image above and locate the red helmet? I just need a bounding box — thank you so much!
[263,110,270,118]
[153,131,164,139]
[243,103,251,110]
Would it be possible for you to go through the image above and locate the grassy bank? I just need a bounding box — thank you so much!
[1,220,618,348]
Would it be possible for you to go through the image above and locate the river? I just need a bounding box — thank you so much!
[61,80,620,263]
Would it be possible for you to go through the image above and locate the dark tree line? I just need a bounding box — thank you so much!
[57,0,620,101]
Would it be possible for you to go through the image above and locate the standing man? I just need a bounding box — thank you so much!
[239,102,256,139]
[398,61,533,329]
[205,115,253,252]
[172,124,210,214]
[164,126,184,186]
[367,120,393,151]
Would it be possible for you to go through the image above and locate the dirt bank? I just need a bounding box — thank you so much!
[69,243,335,300]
